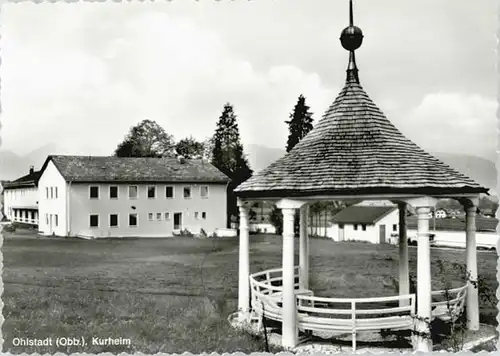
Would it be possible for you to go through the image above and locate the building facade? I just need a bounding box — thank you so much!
[308,203,399,244]
[435,209,447,219]
[3,167,41,225]
[0,180,9,221]
[37,155,230,238]
[248,201,276,233]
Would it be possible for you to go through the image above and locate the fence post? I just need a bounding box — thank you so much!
[411,295,416,316]
[351,301,356,352]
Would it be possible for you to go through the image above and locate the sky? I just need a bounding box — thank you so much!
[0,0,498,162]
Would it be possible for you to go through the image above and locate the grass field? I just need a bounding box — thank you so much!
[2,231,498,353]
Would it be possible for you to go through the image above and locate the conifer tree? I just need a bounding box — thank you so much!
[285,95,314,152]
[270,95,315,235]
[211,103,253,226]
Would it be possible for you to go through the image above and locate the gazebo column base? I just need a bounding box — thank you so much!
[228,310,253,331]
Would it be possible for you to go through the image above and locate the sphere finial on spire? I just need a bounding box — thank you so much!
[340,0,364,51]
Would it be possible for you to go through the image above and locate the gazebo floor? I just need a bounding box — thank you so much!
[292,324,497,353]
[230,313,497,353]
[272,328,413,353]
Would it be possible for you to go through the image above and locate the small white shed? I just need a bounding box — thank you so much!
[309,204,399,244]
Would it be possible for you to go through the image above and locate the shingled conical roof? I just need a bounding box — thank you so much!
[234,4,487,199]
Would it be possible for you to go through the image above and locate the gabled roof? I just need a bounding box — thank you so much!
[40,155,230,184]
[3,170,41,189]
[330,205,397,225]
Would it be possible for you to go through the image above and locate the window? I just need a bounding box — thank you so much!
[45,213,49,225]
[55,187,58,199]
[110,214,118,227]
[200,185,209,198]
[165,186,174,199]
[89,214,99,227]
[353,224,358,231]
[129,213,138,227]
[202,212,206,219]
[55,214,59,227]
[148,213,154,221]
[156,213,162,221]
[183,186,192,199]
[361,224,366,231]
[109,186,118,199]
[393,224,397,232]
[89,186,99,199]
[50,187,54,199]
[147,186,156,199]
[164,212,171,220]
[194,212,199,219]
[128,186,138,199]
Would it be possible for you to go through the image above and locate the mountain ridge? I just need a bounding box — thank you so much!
[0,143,497,198]
[243,144,497,196]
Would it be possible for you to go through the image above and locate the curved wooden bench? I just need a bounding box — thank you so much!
[249,267,467,351]
[431,285,467,322]
[296,294,415,350]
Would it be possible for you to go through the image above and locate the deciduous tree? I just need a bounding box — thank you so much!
[175,136,205,159]
[114,119,176,158]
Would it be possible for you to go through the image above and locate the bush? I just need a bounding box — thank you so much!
[173,229,194,237]
[3,223,16,233]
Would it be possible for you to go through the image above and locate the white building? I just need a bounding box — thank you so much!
[435,209,447,219]
[308,203,399,244]
[3,167,40,225]
[37,155,230,238]
[248,201,276,234]
[407,215,498,249]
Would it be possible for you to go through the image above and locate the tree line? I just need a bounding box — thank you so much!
[113,103,253,227]
[113,95,350,231]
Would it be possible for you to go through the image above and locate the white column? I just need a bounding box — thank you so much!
[398,202,409,307]
[282,207,298,347]
[299,205,309,290]
[465,205,480,330]
[238,204,250,317]
[416,206,432,352]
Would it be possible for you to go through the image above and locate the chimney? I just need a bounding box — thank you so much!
[29,166,34,174]
[177,155,186,164]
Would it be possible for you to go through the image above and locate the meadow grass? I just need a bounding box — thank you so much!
[2,232,497,353]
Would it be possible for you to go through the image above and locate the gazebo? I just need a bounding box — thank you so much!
[232,1,488,352]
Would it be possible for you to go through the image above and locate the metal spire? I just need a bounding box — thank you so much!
[340,0,364,83]
[349,0,354,27]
